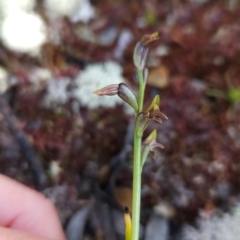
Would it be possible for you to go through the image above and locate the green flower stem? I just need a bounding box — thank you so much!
[131,130,142,240]
[131,69,145,240]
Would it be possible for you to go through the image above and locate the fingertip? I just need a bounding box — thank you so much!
[0,226,59,240]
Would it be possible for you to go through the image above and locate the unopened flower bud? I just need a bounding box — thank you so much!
[133,42,149,70]
[94,83,139,113]
[118,83,139,113]
[133,32,159,72]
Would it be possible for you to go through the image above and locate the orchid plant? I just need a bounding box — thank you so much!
[94,32,167,240]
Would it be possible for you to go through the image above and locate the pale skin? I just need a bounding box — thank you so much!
[0,174,66,240]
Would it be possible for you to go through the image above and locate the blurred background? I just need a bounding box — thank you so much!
[1,0,240,239]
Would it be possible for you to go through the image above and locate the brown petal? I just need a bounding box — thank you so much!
[93,84,119,96]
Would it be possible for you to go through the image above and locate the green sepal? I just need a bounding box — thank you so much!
[133,42,149,71]
[135,112,150,137]
[118,83,139,113]
[145,95,160,112]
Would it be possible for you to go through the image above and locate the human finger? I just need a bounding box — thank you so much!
[0,174,66,240]
[0,226,60,240]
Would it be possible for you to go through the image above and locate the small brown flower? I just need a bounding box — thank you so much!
[141,129,164,166]
[135,95,167,137]
[143,95,168,123]
[94,83,139,113]
[93,84,119,96]
[144,110,168,123]
[141,32,159,47]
